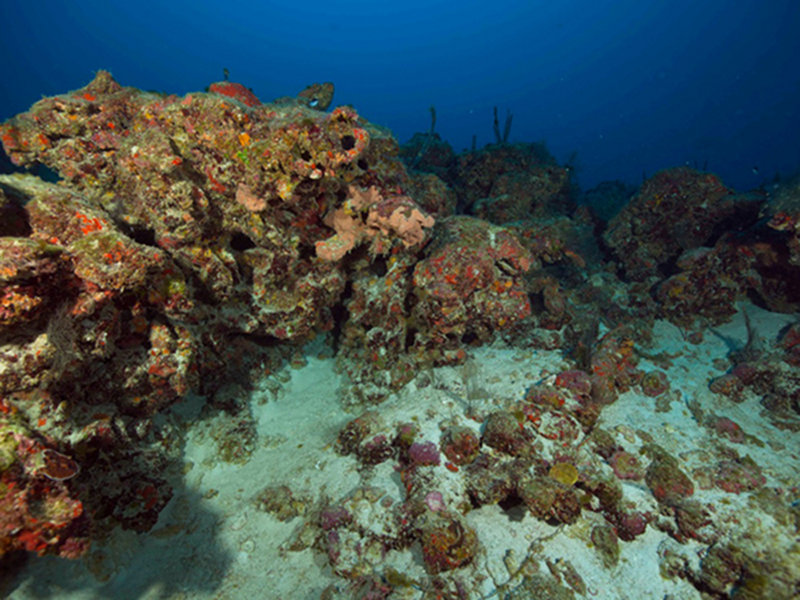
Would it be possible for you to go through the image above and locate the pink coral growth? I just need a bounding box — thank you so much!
[408,441,441,466]
[425,491,446,512]
[316,186,434,261]
[235,183,267,212]
[319,505,352,531]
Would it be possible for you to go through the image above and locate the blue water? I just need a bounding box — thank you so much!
[1,1,799,190]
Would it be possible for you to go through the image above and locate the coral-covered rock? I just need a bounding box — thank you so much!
[608,507,649,541]
[640,370,670,397]
[708,372,745,399]
[673,500,712,543]
[464,453,516,506]
[454,142,559,211]
[524,384,569,410]
[334,251,422,403]
[779,322,800,366]
[509,216,591,274]
[710,417,747,443]
[516,475,582,524]
[410,216,532,354]
[333,412,397,467]
[765,177,800,266]
[440,426,480,466]
[318,504,353,531]
[338,215,534,404]
[693,543,795,598]
[208,81,261,107]
[0,472,87,557]
[609,450,645,481]
[314,487,406,579]
[481,411,532,457]
[553,370,593,398]
[713,454,766,494]
[591,524,620,568]
[336,411,383,456]
[0,183,32,236]
[585,328,640,412]
[655,199,800,321]
[111,477,172,532]
[604,167,761,281]
[406,441,441,467]
[0,402,88,557]
[0,71,377,345]
[655,245,749,326]
[473,166,573,224]
[359,434,395,466]
[645,449,694,506]
[415,509,478,574]
[0,236,71,331]
[403,172,457,218]
[399,132,456,182]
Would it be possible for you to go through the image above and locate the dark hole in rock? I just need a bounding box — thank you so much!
[231,232,256,251]
[297,244,316,261]
[370,256,387,277]
[404,327,418,351]
[32,163,60,183]
[119,223,156,247]
[461,331,479,345]
[498,493,527,522]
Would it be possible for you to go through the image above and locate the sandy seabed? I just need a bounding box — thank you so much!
[8,303,800,600]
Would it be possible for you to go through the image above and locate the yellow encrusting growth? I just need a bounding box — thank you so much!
[549,462,579,486]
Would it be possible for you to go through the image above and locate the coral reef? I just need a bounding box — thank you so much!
[3,72,800,599]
